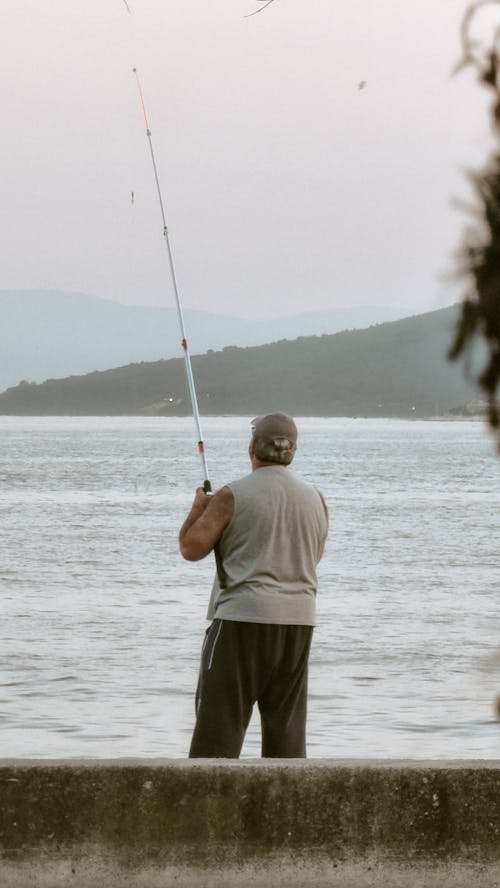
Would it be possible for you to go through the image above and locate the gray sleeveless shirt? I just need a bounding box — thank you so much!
[207,465,328,626]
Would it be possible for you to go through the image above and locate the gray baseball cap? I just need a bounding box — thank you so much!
[251,413,297,464]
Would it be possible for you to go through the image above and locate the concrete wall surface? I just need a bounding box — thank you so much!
[2,759,500,887]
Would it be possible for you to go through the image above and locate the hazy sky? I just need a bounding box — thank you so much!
[2,1,497,319]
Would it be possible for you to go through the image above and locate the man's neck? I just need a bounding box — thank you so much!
[251,458,287,471]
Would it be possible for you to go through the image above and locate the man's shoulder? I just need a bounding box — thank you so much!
[208,485,235,524]
[225,471,254,492]
[229,467,322,499]
[284,472,328,516]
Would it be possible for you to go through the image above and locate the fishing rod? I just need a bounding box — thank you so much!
[133,68,212,494]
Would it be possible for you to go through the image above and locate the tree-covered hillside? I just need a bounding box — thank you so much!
[0,306,479,417]
[0,289,408,391]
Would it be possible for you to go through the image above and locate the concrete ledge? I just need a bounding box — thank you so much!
[2,759,500,886]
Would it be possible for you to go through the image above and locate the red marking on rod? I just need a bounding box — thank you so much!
[198,441,205,454]
[182,338,188,351]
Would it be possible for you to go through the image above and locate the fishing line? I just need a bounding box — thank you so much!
[133,68,212,493]
[245,0,275,17]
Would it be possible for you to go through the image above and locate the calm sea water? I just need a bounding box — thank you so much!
[1,416,499,760]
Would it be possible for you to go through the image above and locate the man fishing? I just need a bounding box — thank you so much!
[179,413,329,758]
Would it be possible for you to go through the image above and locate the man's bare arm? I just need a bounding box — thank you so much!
[179,486,234,561]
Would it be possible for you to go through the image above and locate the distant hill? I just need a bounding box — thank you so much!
[0,305,480,418]
[0,289,415,391]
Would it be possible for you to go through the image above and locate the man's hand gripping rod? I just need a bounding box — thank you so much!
[133,68,212,494]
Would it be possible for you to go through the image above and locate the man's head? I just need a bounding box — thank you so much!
[250,413,298,466]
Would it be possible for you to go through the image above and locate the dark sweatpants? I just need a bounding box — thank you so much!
[189,619,313,759]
